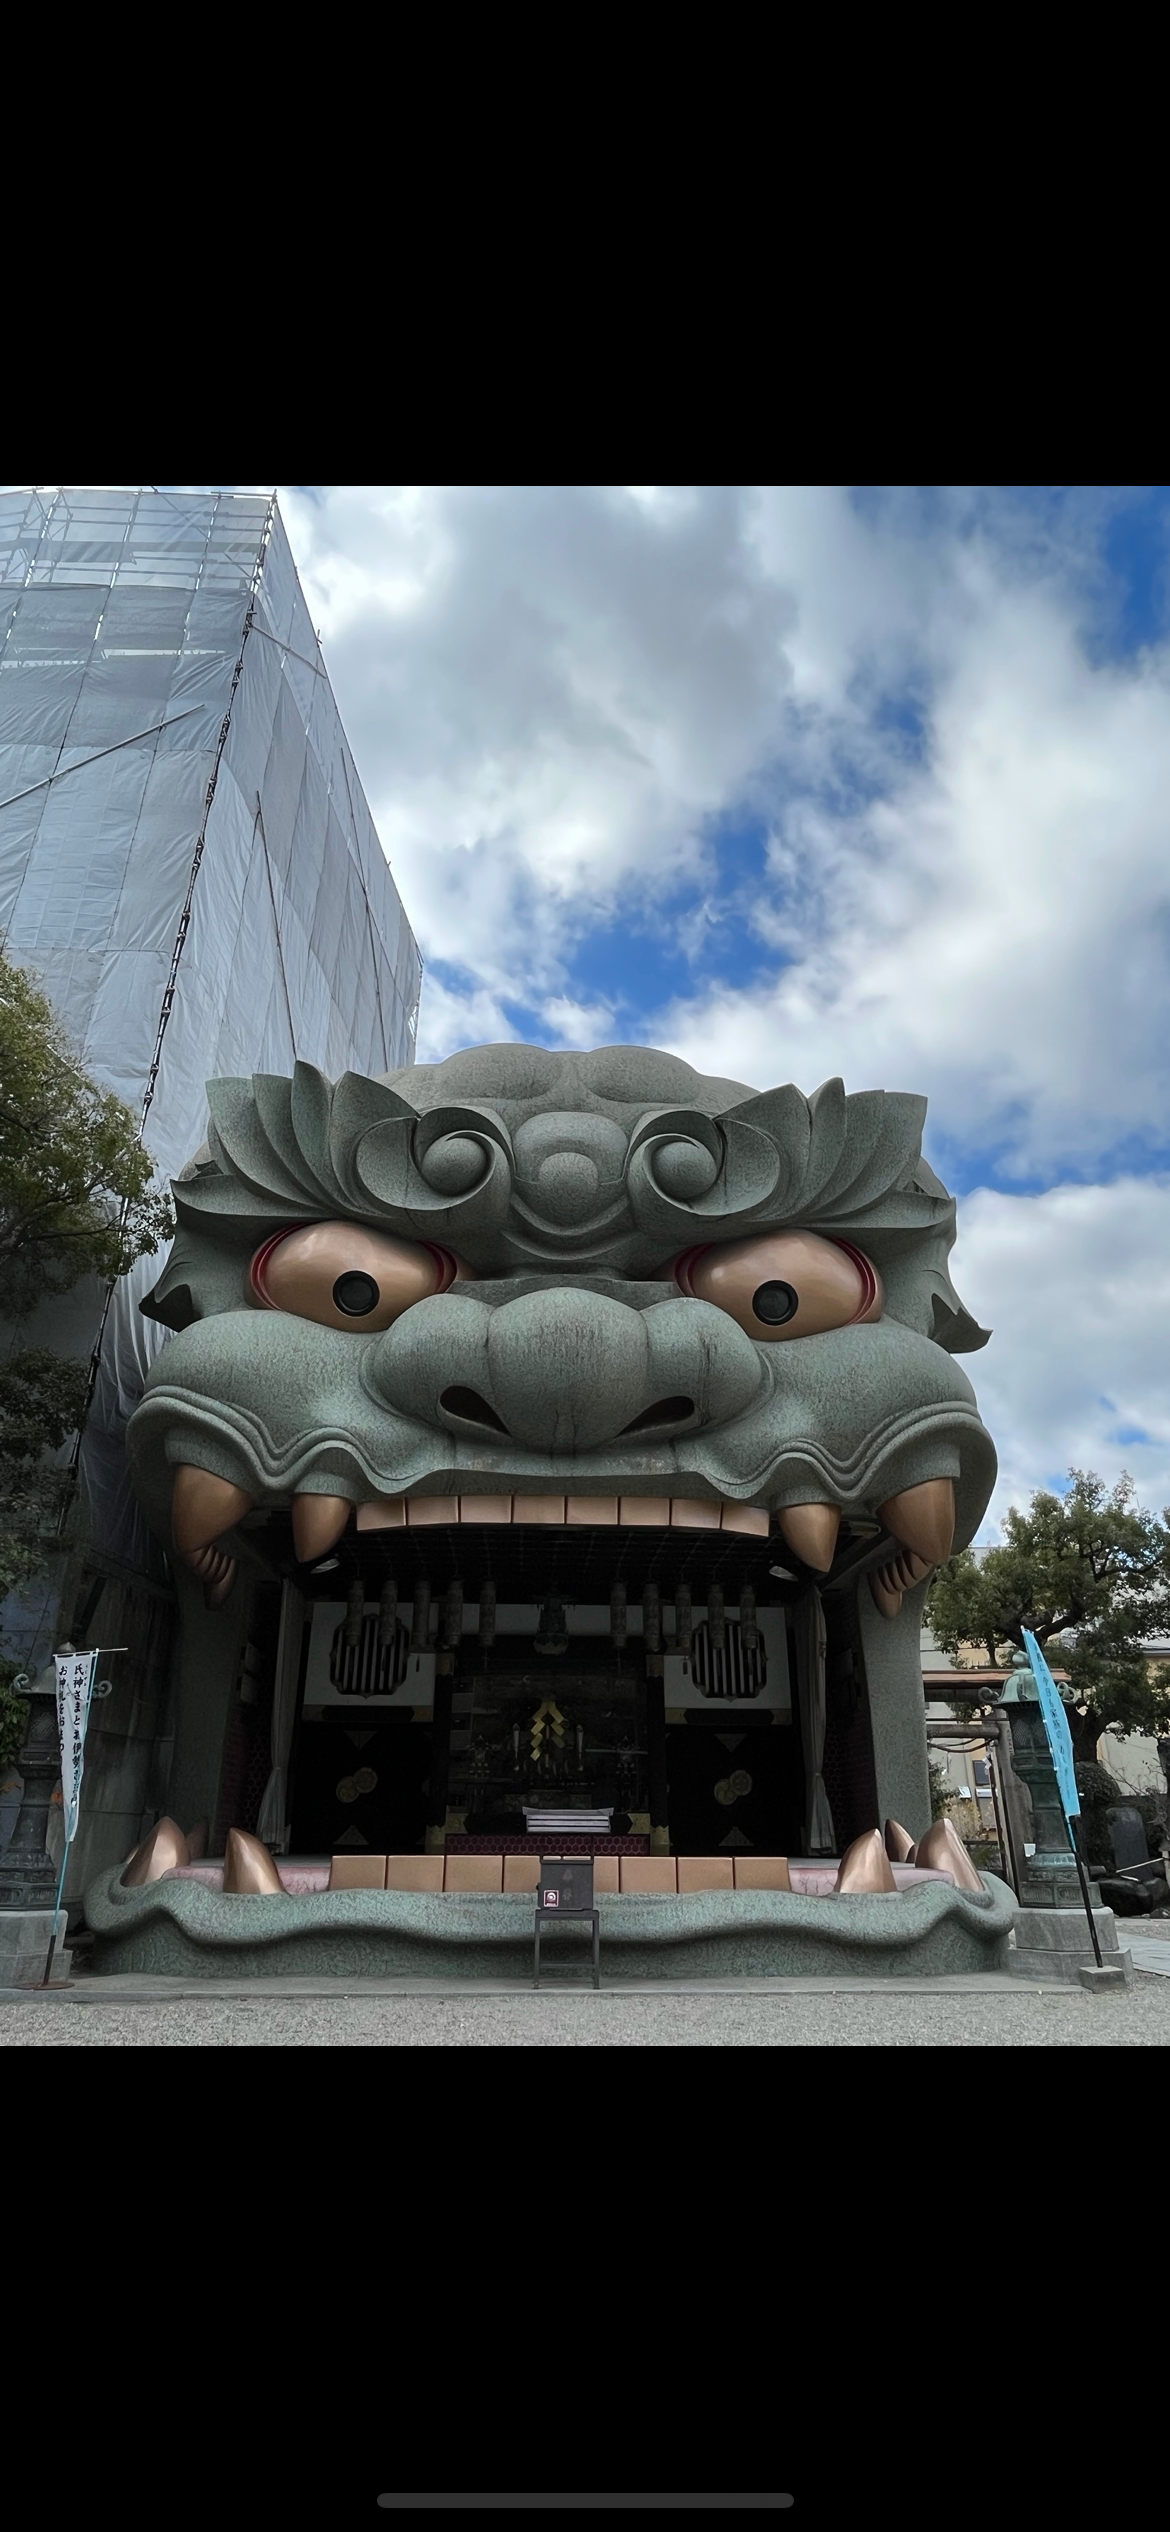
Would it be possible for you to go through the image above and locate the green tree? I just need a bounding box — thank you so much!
[0,943,171,1315]
[1,940,173,1603]
[0,1655,30,1769]
[0,1348,90,1597]
[928,1760,960,1820]
[927,1470,1170,1766]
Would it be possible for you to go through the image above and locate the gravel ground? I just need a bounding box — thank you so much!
[3,1976,1170,2045]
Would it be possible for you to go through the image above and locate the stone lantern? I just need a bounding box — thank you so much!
[999,1646,1081,1908]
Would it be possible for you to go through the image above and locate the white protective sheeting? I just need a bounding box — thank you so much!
[0,488,422,1573]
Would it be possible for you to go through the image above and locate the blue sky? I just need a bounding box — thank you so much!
[279,486,1170,1536]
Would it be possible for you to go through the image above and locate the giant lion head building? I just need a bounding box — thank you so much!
[122,1042,997,1905]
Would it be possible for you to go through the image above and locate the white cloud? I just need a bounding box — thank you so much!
[280,484,798,1003]
[660,560,1170,1178]
[409,972,522,1067]
[948,1176,1170,1533]
[280,487,1170,1183]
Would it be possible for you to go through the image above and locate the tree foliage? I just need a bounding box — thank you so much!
[0,1348,91,1596]
[0,942,172,1316]
[0,1655,30,1769]
[1,940,173,1604]
[928,1760,960,1821]
[927,1471,1170,1763]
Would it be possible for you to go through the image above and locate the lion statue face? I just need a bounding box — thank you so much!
[128,1042,995,1586]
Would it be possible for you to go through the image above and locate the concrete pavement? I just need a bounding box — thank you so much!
[3,1967,1170,2045]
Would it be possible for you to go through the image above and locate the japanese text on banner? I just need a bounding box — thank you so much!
[54,1650,99,1846]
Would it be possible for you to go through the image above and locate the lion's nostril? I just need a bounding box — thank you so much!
[440,1386,510,1436]
[620,1395,695,1435]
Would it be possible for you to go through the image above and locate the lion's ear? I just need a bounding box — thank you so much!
[140,1281,199,1332]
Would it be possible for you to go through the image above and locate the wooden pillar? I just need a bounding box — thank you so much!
[426,1667,454,1853]
[424,1581,462,1855]
[644,1653,669,1855]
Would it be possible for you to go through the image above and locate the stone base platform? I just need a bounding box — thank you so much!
[1009,1905,1134,1986]
[83,1867,1019,1982]
[0,1910,69,1989]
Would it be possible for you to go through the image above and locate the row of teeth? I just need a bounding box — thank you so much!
[169,1467,955,1610]
[354,1493,771,1537]
[121,1816,983,1895]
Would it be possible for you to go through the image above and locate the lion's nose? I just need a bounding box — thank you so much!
[369,1286,762,1451]
[472,1288,648,1448]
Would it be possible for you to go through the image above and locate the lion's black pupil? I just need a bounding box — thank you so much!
[752,1279,798,1326]
[333,1271,380,1317]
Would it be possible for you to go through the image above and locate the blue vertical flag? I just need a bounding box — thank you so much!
[1022,1629,1080,1828]
[1023,1629,1105,1967]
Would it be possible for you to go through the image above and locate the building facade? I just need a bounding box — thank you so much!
[119,1038,998,1913]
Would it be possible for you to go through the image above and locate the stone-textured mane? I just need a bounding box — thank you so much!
[148,1046,988,1353]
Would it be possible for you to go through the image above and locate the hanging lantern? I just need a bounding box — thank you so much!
[441,1580,464,1651]
[410,1580,431,1651]
[534,1596,569,1656]
[739,1583,758,1652]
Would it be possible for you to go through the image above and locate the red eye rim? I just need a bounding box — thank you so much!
[672,1244,711,1299]
[828,1237,881,1321]
[423,1243,460,1294]
[248,1227,459,1310]
[672,1235,880,1324]
[249,1226,309,1308]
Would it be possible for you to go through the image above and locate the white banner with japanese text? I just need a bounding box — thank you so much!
[54,1650,99,1846]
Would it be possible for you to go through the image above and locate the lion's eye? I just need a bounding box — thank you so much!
[249,1224,462,1331]
[676,1231,882,1340]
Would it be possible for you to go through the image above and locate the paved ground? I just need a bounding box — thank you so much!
[1118,1920,1170,1976]
[2,1962,1169,2045]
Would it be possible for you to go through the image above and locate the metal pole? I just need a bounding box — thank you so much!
[1070,1816,1104,1967]
[41,1835,70,1989]
[985,1753,1011,1892]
